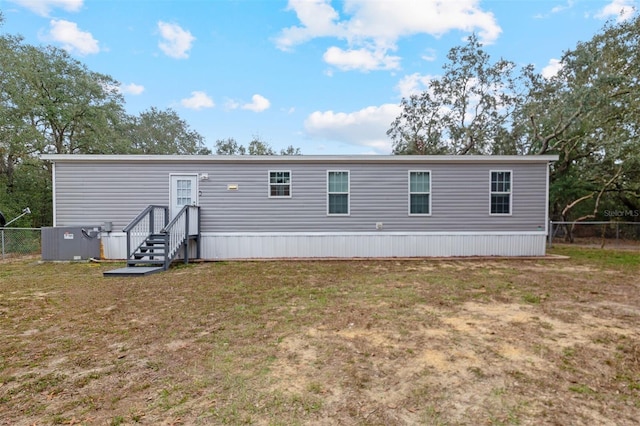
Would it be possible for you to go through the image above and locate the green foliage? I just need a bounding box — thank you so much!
[248,137,276,155]
[0,26,211,226]
[522,293,541,304]
[515,16,640,222]
[388,34,524,155]
[549,245,640,269]
[568,384,596,395]
[279,145,302,155]
[0,37,122,225]
[214,137,247,155]
[1,42,127,156]
[214,136,301,155]
[128,107,211,155]
[390,16,640,224]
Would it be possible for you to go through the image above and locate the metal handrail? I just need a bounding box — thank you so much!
[161,205,200,269]
[124,205,169,260]
[123,205,168,232]
[162,205,188,234]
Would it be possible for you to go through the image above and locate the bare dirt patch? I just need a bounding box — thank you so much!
[0,246,639,425]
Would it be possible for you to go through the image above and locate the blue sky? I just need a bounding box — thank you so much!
[0,0,637,155]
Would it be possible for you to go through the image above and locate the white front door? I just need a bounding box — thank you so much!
[170,174,198,221]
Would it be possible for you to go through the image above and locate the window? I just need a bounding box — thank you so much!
[490,171,512,215]
[176,179,193,206]
[327,171,349,215]
[409,171,431,215]
[269,171,291,197]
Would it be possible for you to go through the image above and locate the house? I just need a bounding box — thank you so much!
[41,154,557,267]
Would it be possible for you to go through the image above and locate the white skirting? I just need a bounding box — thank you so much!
[99,231,547,260]
[101,232,127,259]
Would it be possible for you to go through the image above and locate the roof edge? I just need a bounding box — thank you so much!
[40,154,559,163]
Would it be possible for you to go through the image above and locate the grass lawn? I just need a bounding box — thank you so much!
[1,246,639,425]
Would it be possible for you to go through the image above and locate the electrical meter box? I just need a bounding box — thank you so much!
[41,226,101,261]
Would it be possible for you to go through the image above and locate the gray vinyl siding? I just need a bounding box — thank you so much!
[52,159,548,233]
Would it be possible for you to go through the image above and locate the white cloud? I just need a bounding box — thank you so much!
[47,19,99,55]
[276,0,501,72]
[274,0,345,51]
[224,99,241,110]
[9,0,82,16]
[181,91,215,110]
[542,58,563,79]
[303,104,401,153]
[595,0,637,22]
[396,73,435,98]
[118,83,144,95]
[157,21,195,59]
[342,0,500,44]
[323,46,401,71]
[421,48,437,62]
[242,94,271,112]
[550,0,575,14]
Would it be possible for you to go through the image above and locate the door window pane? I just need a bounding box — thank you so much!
[176,179,192,206]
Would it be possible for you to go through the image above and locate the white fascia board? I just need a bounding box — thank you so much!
[40,154,559,164]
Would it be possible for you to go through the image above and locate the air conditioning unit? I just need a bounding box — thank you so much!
[41,226,101,261]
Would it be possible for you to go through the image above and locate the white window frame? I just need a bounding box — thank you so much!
[327,170,350,216]
[268,170,292,198]
[408,170,432,216]
[489,170,512,216]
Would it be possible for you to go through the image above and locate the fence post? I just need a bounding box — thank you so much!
[1,229,4,259]
[547,220,553,248]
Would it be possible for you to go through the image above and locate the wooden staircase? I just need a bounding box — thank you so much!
[104,205,200,277]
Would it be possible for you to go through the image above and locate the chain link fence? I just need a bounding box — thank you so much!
[548,221,640,249]
[0,228,42,260]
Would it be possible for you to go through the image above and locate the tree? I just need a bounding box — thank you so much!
[388,34,523,155]
[514,15,640,224]
[128,107,211,155]
[0,34,131,225]
[280,145,302,155]
[214,137,301,155]
[0,28,216,225]
[2,44,127,156]
[389,18,640,231]
[214,138,246,155]
[387,90,447,155]
[247,137,276,155]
